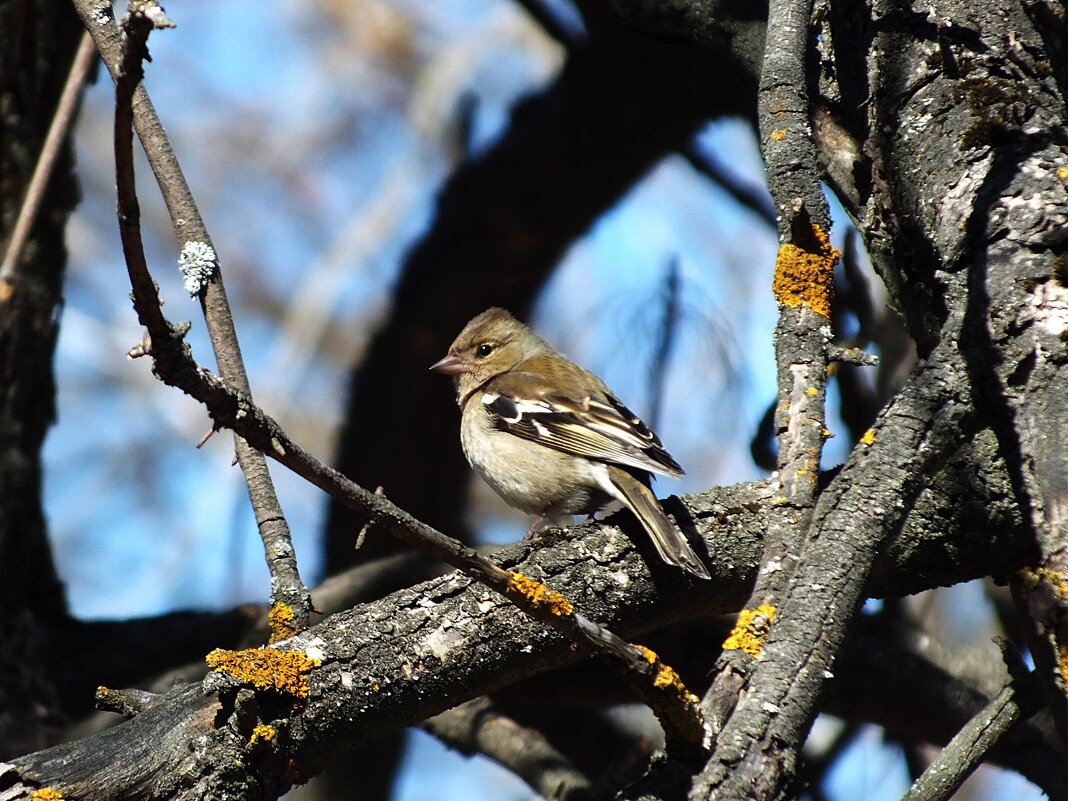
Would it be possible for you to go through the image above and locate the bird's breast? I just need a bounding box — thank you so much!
[460,404,607,517]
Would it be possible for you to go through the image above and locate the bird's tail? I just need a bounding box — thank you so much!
[606,467,711,580]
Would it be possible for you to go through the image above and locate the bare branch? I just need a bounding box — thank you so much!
[74,0,313,633]
[3,470,1035,798]
[424,697,595,801]
[900,675,1044,801]
[0,31,95,291]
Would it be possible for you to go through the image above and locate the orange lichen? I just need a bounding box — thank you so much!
[1018,567,1068,600]
[1057,643,1068,690]
[31,790,64,801]
[268,602,300,644]
[772,222,839,318]
[205,647,319,699]
[859,429,876,446]
[635,645,700,705]
[506,572,574,617]
[248,723,277,748]
[723,605,777,658]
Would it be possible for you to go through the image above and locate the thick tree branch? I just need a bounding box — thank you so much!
[848,0,1068,747]
[3,464,1034,798]
[0,0,85,756]
[694,341,972,800]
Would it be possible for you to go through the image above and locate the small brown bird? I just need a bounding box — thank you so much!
[431,307,710,580]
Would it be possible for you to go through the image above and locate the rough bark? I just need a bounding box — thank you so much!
[1,466,1033,798]
[0,0,83,758]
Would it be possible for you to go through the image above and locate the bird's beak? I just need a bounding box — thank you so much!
[430,354,467,375]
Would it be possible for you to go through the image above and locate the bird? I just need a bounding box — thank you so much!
[430,307,710,580]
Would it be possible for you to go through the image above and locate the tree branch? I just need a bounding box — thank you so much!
[424,697,595,801]
[900,674,1045,801]
[0,31,95,289]
[73,0,312,634]
[2,463,1035,798]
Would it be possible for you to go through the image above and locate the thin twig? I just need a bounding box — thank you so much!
[648,258,681,431]
[79,0,313,633]
[0,30,96,291]
[680,146,777,229]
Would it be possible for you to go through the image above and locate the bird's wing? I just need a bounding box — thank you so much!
[481,370,684,479]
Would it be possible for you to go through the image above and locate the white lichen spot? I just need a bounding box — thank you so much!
[90,1,111,25]
[762,701,781,714]
[422,623,467,660]
[762,557,784,575]
[1023,279,1068,338]
[178,241,217,296]
[340,672,354,689]
[304,639,327,662]
[477,599,496,613]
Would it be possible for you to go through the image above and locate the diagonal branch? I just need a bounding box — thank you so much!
[107,5,706,752]
[3,467,1035,799]
[424,697,595,801]
[0,30,95,290]
[73,0,312,634]
[694,341,972,800]
[900,673,1045,801]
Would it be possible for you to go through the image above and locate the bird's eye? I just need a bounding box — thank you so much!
[476,343,494,358]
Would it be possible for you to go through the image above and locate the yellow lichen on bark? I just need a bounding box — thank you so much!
[635,645,700,705]
[723,604,778,658]
[859,429,876,446]
[772,222,840,318]
[1019,566,1068,600]
[31,790,64,801]
[506,571,574,616]
[268,602,299,643]
[205,647,319,699]
[248,723,277,748]
[1058,643,1068,690]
